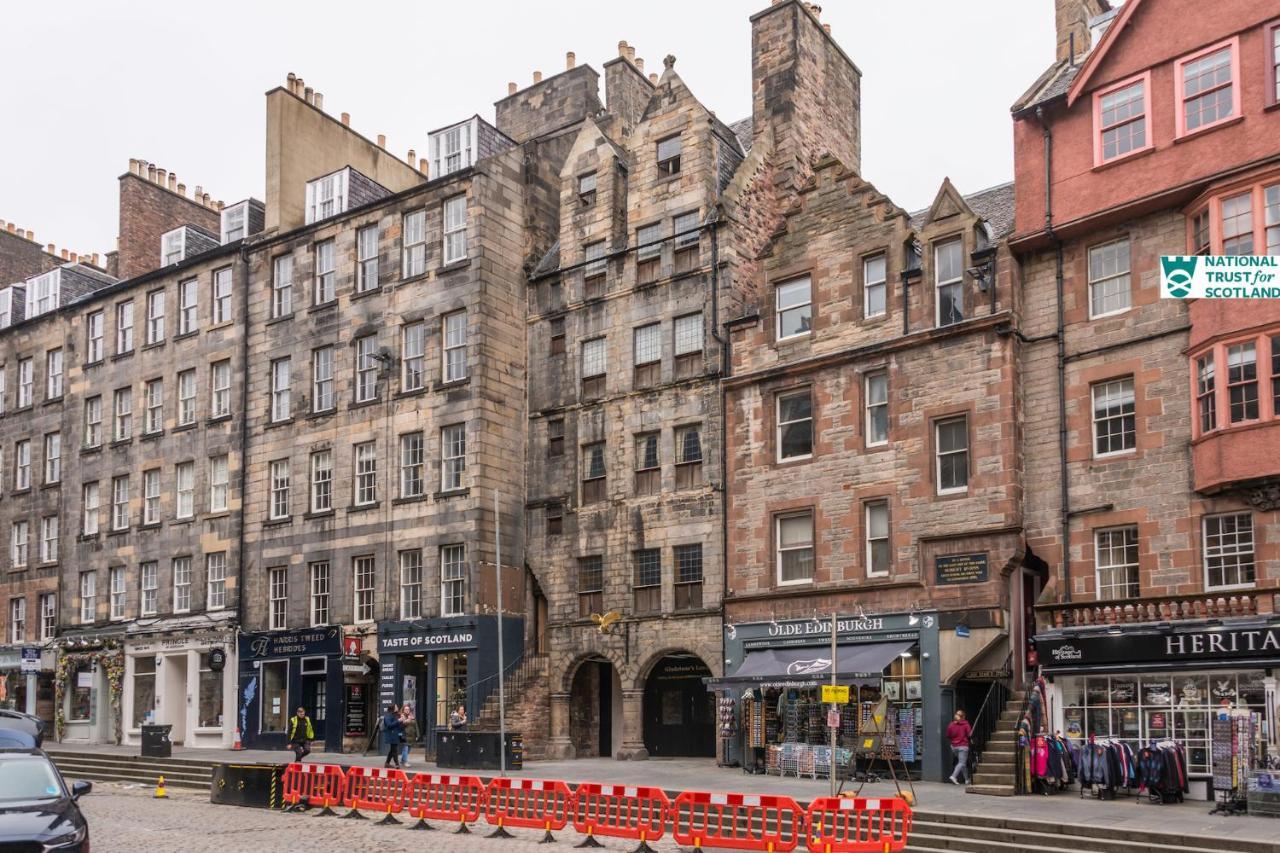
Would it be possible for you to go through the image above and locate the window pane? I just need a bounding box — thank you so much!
[1088,239,1131,317]
[1092,378,1136,454]
[1096,526,1140,600]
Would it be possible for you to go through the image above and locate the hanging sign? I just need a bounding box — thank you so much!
[20,648,40,673]
[827,709,841,729]
[207,649,227,672]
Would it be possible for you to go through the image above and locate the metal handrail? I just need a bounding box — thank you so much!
[965,653,1012,776]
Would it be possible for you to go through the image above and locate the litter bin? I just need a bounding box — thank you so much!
[140,724,172,758]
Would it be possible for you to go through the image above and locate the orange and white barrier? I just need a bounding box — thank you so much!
[671,790,806,852]
[804,796,912,853]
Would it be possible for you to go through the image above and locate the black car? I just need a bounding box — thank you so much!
[0,750,91,852]
[0,710,45,747]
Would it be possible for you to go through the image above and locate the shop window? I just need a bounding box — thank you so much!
[775,277,812,341]
[1087,238,1131,318]
[776,389,813,461]
[578,555,603,617]
[865,500,890,577]
[70,664,93,722]
[632,549,661,614]
[1196,354,1217,433]
[1204,512,1254,590]
[934,416,969,494]
[435,652,468,730]
[633,323,661,388]
[673,313,702,379]
[636,222,663,283]
[673,544,703,611]
[132,659,157,728]
[1226,342,1259,422]
[634,433,660,496]
[1095,526,1140,600]
[582,442,606,504]
[675,424,702,489]
[1175,40,1238,138]
[260,660,288,734]
[1091,377,1136,456]
[199,651,223,729]
[776,511,814,585]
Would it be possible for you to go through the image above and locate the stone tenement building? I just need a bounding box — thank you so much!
[1014,0,1280,785]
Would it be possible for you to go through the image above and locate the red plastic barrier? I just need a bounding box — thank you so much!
[482,777,573,836]
[280,763,346,811]
[405,773,485,828]
[671,790,806,852]
[343,766,410,815]
[571,782,669,849]
[805,797,912,853]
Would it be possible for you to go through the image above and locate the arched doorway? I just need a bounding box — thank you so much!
[642,654,714,757]
[569,657,621,758]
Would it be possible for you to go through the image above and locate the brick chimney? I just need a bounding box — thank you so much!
[1056,0,1110,64]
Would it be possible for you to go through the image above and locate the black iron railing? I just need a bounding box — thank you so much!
[966,656,1013,777]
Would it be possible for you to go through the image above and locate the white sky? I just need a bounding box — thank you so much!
[0,0,1051,258]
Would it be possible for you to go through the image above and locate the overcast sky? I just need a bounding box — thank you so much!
[0,1,1052,258]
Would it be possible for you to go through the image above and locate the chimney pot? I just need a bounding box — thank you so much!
[823,23,830,34]
[635,57,644,72]
[6,223,15,233]
[147,164,157,181]
[341,112,350,126]
[533,70,543,83]
[156,168,167,186]
[649,73,658,84]
[407,148,416,165]
[508,82,517,95]
[92,253,100,265]
[295,77,304,96]
[195,185,203,198]
[419,158,428,173]
[217,200,224,210]
[69,252,78,263]
[168,173,177,191]
[60,249,69,260]
[314,91,323,110]
[46,243,55,254]
[177,182,186,196]
[128,158,138,174]
[202,192,210,206]
[618,40,629,57]
[287,72,296,88]
[377,134,386,148]
[304,86,314,104]
[626,45,636,61]
[566,51,576,69]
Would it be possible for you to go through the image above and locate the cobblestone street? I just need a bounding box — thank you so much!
[79,781,689,853]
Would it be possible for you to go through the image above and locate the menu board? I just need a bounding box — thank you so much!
[345,683,367,737]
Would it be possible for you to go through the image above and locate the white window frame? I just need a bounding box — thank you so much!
[775,389,813,462]
[87,310,104,362]
[775,277,812,341]
[399,550,423,619]
[1091,377,1136,458]
[312,346,335,411]
[113,386,132,441]
[43,431,60,484]
[144,378,163,434]
[431,119,474,177]
[28,271,60,317]
[269,459,290,520]
[581,337,607,380]
[353,556,375,623]
[865,500,890,578]
[161,228,186,265]
[272,255,294,318]
[441,423,466,492]
[633,322,661,367]
[10,521,28,568]
[211,360,231,418]
[310,450,333,513]
[14,439,30,490]
[309,561,330,626]
[934,415,970,495]
[175,461,195,520]
[1087,238,1132,319]
[864,254,887,318]
[221,202,248,244]
[209,454,229,512]
[1095,526,1140,601]
[140,561,158,617]
[443,195,467,264]
[775,511,815,586]
[442,310,467,383]
[864,370,889,447]
[177,369,196,425]
[111,474,130,531]
[16,358,32,409]
[305,168,348,224]
[45,348,63,399]
[39,593,55,641]
[354,441,378,506]
[440,544,466,617]
[314,239,336,304]
[39,516,57,564]
[934,238,965,327]
[84,396,102,448]
[207,552,227,610]
[400,432,425,498]
[268,567,288,630]
[173,557,192,614]
[1203,512,1255,591]
[178,278,198,334]
[8,598,24,644]
[80,571,96,623]
[109,566,126,620]
[402,210,426,279]
[82,482,100,535]
[673,313,702,356]
[146,289,165,344]
[142,468,161,525]
[212,267,233,325]
[270,357,291,422]
[116,300,134,354]
[355,336,379,402]
[357,224,380,292]
[402,322,425,391]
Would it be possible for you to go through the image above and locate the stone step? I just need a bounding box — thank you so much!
[962,783,1015,796]
[50,765,210,789]
[45,749,218,771]
[49,758,214,782]
[973,761,1013,774]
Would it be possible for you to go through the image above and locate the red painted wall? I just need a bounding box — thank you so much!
[1014,0,1280,238]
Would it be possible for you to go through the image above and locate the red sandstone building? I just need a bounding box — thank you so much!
[1014,0,1280,793]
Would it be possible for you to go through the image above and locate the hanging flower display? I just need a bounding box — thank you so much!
[54,643,125,743]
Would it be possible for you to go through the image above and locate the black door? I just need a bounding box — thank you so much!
[643,656,715,757]
[597,662,612,757]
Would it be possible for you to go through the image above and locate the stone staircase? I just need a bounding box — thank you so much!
[47,749,215,790]
[906,810,1277,853]
[470,652,550,760]
[965,688,1023,796]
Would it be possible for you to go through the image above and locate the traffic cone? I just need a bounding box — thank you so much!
[232,728,244,751]
[154,776,169,799]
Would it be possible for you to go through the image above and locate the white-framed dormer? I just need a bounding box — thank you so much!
[429,117,478,178]
[0,287,13,328]
[161,227,187,266]
[305,168,349,225]
[26,270,60,318]
[221,201,247,243]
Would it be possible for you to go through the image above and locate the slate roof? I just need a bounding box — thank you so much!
[1011,60,1081,114]
[531,240,560,279]
[908,181,1015,240]
[729,117,753,154]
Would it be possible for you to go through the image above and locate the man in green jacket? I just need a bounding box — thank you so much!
[288,707,314,761]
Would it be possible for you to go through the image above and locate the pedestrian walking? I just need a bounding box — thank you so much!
[947,709,973,785]
[449,704,468,731]
[382,704,404,768]
[287,707,314,762]
[399,704,419,768]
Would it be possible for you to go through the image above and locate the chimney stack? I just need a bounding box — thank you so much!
[508,82,517,95]
[60,249,69,260]
[341,112,350,126]
[649,73,658,84]
[156,168,167,187]
[304,86,314,104]
[168,173,177,192]
[823,23,831,34]
[46,243,55,254]
[566,51,576,70]
[626,45,636,62]
[69,252,78,263]
[295,77,304,96]
[407,148,416,165]
[147,163,157,182]
[618,40,628,57]
[287,72,296,91]
[636,57,644,72]
[177,182,186,196]
[1055,0,1109,64]
[533,70,543,83]
[314,91,323,110]
[377,134,386,148]
[419,158,428,173]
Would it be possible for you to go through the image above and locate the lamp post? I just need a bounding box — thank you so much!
[494,489,507,777]
[830,610,838,797]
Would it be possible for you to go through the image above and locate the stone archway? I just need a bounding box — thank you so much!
[639,651,715,758]
[566,654,622,758]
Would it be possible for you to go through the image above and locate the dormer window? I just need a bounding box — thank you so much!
[657,135,682,177]
[579,172,597,206]
[28,271,60,317]
[162,228,186,265]
[430,118,476,178]
[305,169,349,224]
[0,288,11,327]
[221,202,247,243]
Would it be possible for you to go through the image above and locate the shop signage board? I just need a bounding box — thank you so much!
[1036,624,1280,670]
[19,647,40,673]
[377,629,476,653]
[821,684,850,704]
[207,648,226,671]
[344,684,367,737]
[935,553,989,585]
[239,627,342,659]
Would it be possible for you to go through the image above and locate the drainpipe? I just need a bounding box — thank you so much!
[709,213,728,680]
[234,244,251,687]
[1036,105,1071,605]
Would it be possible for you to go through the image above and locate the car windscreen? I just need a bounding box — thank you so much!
[0,758,64,802]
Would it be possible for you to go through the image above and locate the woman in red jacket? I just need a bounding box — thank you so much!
[946,709,973,785]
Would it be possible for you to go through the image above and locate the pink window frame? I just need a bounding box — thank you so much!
[1268,20,1280,108]
[1184,169,1280,255]
[1092,71,1154,167]
[1189,331,1280,440]
[1174,36,1241,139]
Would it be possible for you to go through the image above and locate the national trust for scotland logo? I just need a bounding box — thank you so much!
[1161,255,1280,299]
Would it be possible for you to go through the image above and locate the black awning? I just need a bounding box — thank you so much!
[707,640,914,689]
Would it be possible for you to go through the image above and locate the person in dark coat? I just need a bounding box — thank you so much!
[382,704,404,768]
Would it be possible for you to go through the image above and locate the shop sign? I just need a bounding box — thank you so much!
[239,627,341,659]
[20,647,40,673]
[955,625,971,638]
[377,630,475,653]
[343,636,362,658]
[344,684,367,737]
[827,709,841,729]
[207,649,227,672]
[963,669,1011,680]
[935,553,989,586]
[1036,624,1280,669]
[820,684,850,704]
[765,617,886,639]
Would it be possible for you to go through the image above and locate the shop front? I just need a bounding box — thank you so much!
[0,646,56,729]
[377,615,523,755]
[55,631,125,745]
[711,611,944,781]
[236,627,347,753]
[122,624,236,749]
[1035,619,1280,800]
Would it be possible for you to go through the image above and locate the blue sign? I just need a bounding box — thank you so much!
[19,647,40,673]
[955,625,971,639]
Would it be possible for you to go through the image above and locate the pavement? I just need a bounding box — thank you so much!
[58,742,1280,846]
